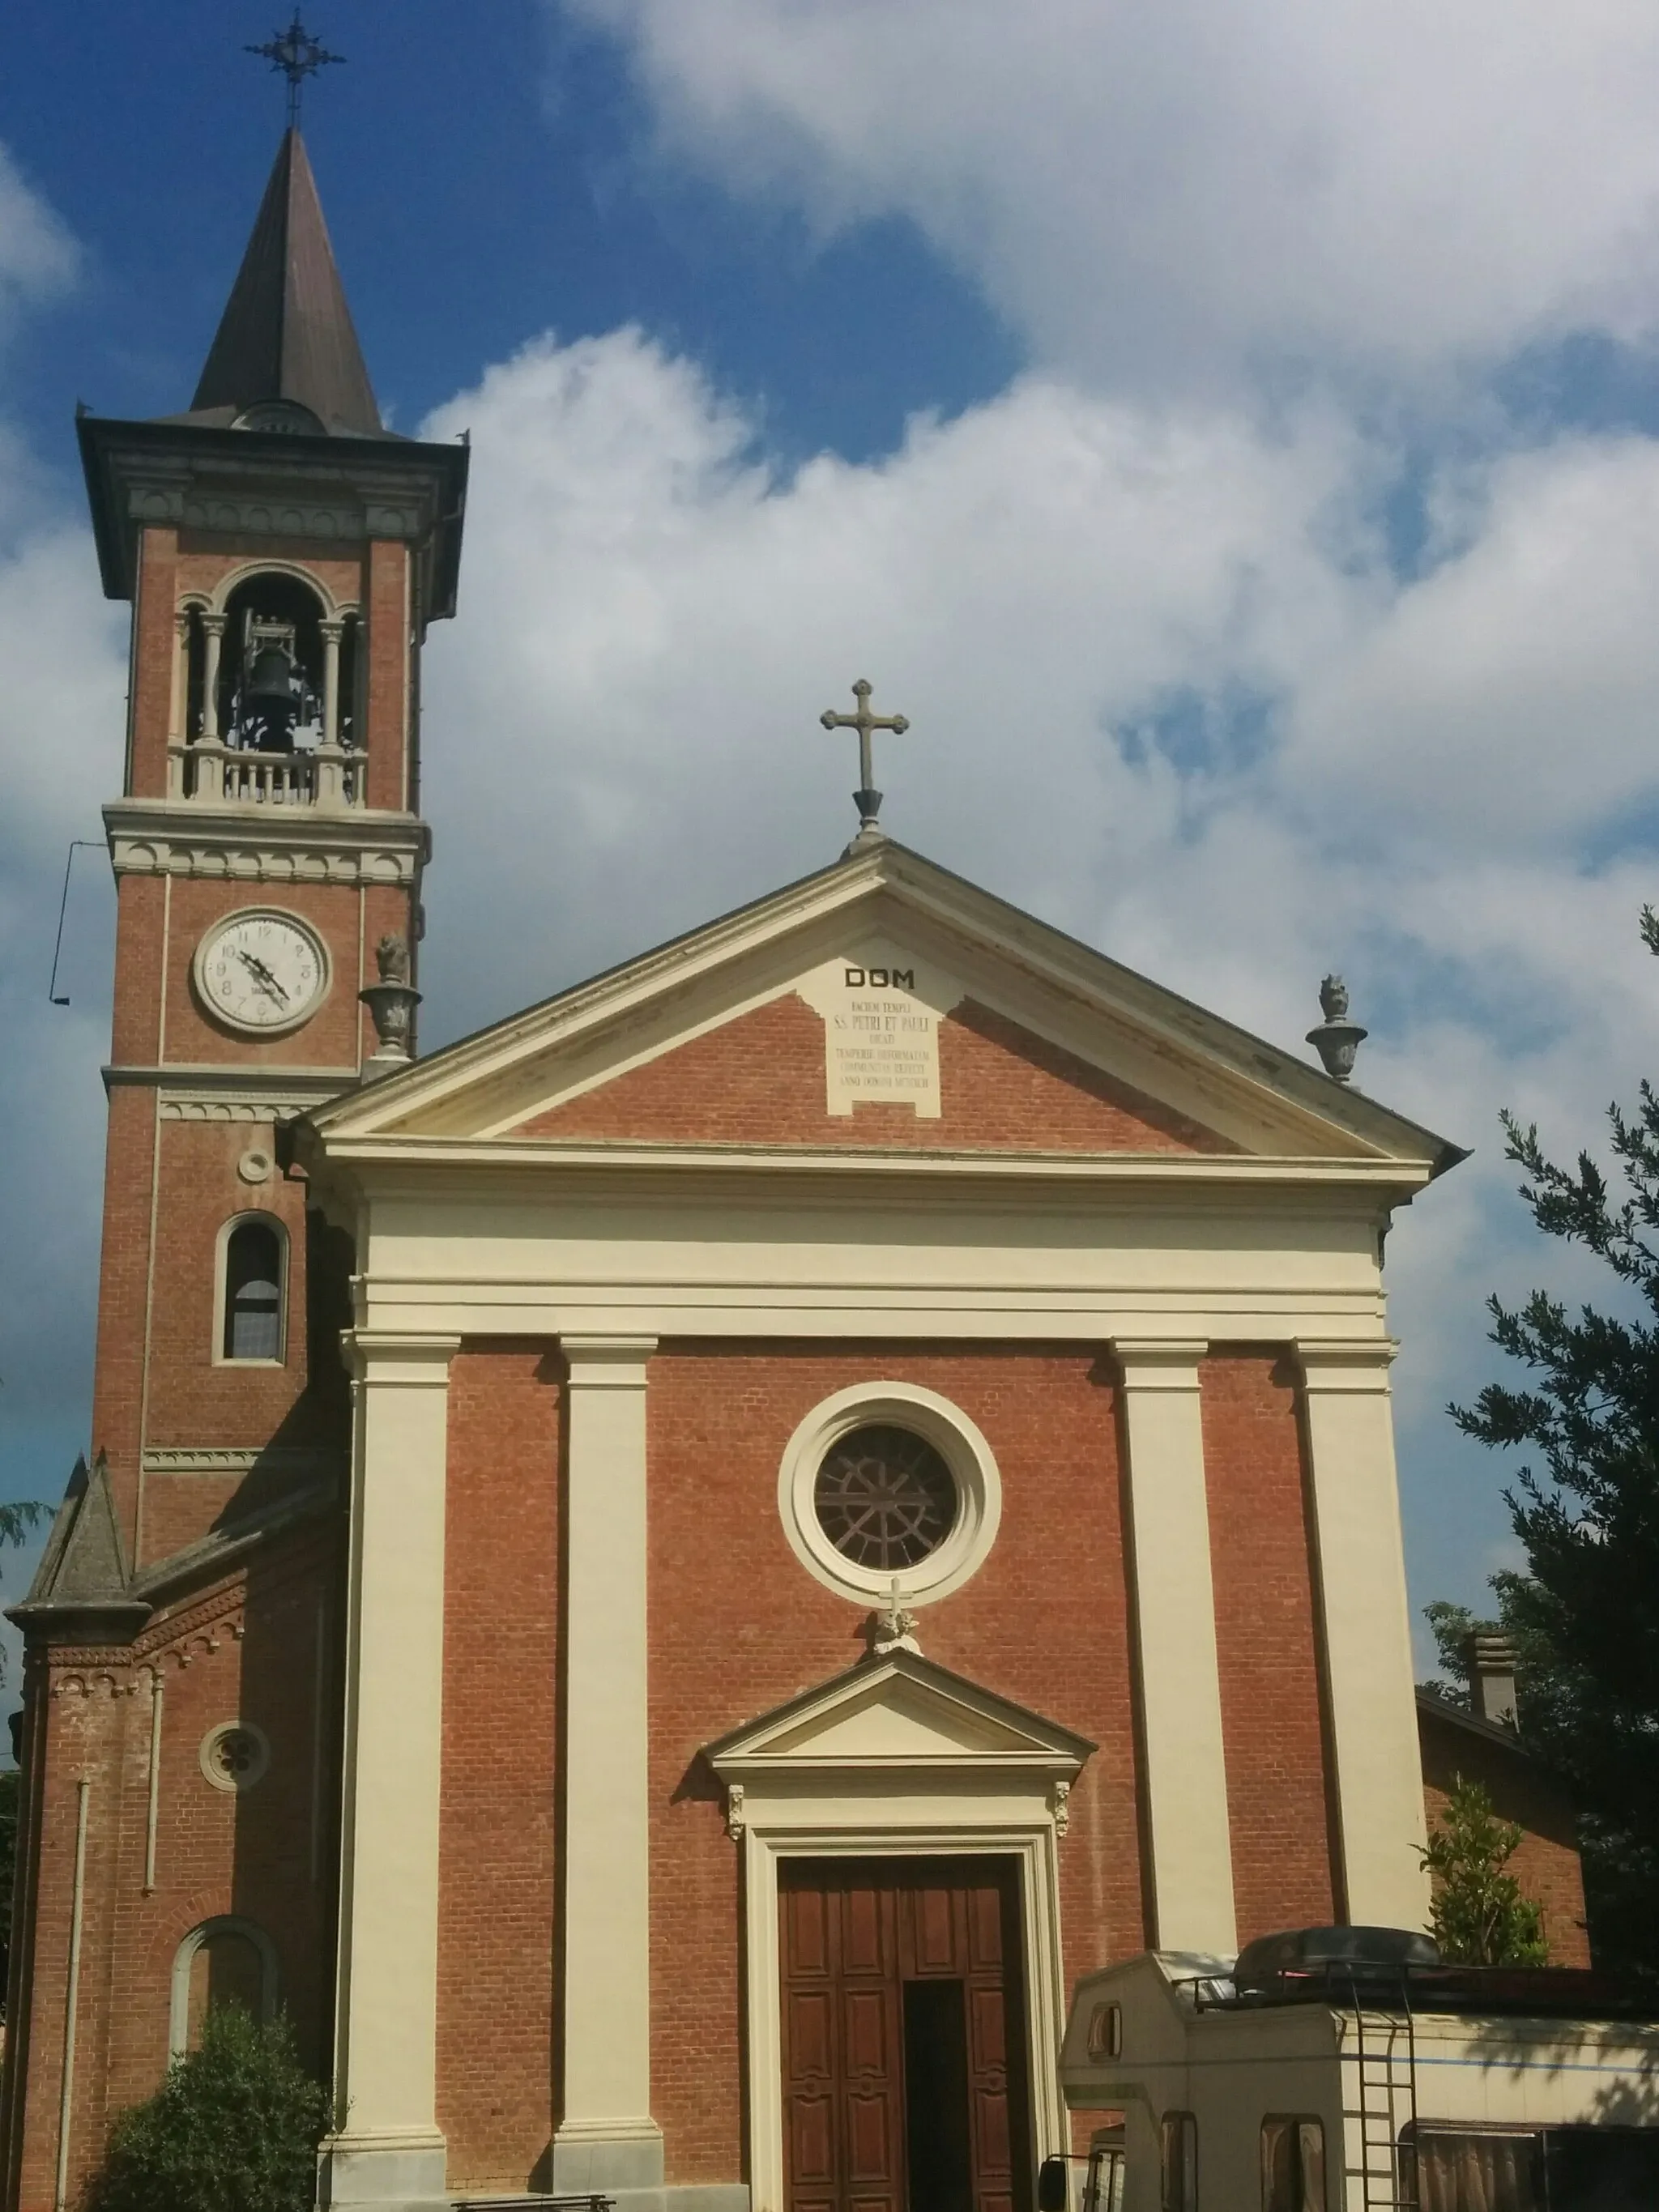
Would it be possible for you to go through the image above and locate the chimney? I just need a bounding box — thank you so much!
[1469,1632,1519,1728]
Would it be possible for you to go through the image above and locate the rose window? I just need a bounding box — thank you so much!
[812,1425,959,1571]
[198,1720,271,1794]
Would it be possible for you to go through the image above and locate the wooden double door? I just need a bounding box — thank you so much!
[779,1858,1034,2212]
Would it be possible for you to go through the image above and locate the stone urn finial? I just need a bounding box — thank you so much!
[358,933,421,1080]
[1306,972,1367,1084]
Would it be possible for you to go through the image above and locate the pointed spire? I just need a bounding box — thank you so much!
[25,1451,132,1607]
[190,128,382,437]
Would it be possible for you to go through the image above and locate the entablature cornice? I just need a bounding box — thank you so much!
[107,1066,359,1120]
[308,1136,1435,1205]
[104,799,429,885]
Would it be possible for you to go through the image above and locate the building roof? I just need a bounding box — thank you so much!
[174,127,384,438]
[1416,1681,1532,1758]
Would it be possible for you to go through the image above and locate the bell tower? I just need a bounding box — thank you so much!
[75,125,467,1568]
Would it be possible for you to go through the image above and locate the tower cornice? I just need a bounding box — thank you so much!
[104,797,430,885]
[76,413,468,617]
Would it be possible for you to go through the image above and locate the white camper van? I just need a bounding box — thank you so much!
[1047,1927,1659,2211]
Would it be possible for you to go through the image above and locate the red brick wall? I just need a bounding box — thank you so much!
[128,528,178,798]
[1201,1352,1338,1937]
[437,1345,562,2193]
[109,877,166,1068]
[365,540,409,812]
[518,995,1234,1153]
[5,1536,338,2212]
[142,1127,309,1441]
[89,1087,159,1541]
[1418,1711,1590,1967]
[173,540,366,609]
[644,1344,1147,2188]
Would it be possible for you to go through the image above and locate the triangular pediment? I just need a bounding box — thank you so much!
[304,842,1461,1177]
[705,1650,1096,1777]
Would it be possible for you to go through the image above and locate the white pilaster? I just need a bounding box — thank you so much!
[1297,1340,1431,1928]
[320,1331,459,2212]
[552,1333,663,2195]
[1114,1340,1237,1958]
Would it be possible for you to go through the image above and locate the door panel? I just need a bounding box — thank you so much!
[845,1988,894,2080]
[779,1860,1034,2212]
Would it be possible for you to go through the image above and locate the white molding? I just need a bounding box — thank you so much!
[318,1137,1435,1194]
[104,797,426,886]
[340,1331,464,1388]
[776,1381,1002,1607]
[141,1445,343,1476]
[739,1818,1069,2212]
[203,555,349,620]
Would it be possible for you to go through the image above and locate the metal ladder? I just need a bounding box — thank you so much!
[1344,1971,1421,2210]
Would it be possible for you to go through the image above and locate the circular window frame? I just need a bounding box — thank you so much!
[198,1720,271,1795]
[778,1383,1002,1606]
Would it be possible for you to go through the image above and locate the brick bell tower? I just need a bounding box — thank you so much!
[0,128,465,2212]
[77,124,466,1568]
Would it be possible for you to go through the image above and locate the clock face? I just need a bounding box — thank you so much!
[196,911,328,1035]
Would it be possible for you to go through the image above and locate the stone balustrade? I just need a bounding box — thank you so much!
[164,739,365,808]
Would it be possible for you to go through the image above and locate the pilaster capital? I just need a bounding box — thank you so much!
[1294,1338,1398,1393]
[340,1329,462,1387]
[561,1332,658,1390]
[1111,1338,1208,1390]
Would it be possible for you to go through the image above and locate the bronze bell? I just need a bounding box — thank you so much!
[238,641,301,752]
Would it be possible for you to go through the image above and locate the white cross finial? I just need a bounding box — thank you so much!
[871,1575,920,1657]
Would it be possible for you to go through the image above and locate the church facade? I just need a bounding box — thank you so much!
[0,126,1532,2212]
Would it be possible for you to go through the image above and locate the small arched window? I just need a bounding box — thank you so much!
[169,1916,279,2057]
[222,1217,285,1362]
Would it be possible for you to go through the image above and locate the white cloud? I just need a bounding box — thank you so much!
[565,0,1659,391]
[7,39,1659,1661]
[0,144,77,336]
[416,327,1659,1637]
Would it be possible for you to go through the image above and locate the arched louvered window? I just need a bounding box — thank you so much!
[222,1217,285,1362]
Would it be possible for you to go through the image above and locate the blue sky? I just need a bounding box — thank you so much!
[2,5,1016,467]
[6,0,1659,1676]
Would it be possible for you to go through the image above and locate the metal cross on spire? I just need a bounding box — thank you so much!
[819,678,910,850]
[246,11,345,129]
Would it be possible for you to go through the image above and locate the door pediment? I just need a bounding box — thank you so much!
[705,1650,1096,1782]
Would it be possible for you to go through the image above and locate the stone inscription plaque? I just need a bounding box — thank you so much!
[799,953,958,1118]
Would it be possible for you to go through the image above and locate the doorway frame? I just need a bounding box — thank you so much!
[742,1818,1067,2212]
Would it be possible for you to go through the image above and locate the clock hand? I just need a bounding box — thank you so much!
[235,948,291,1005]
